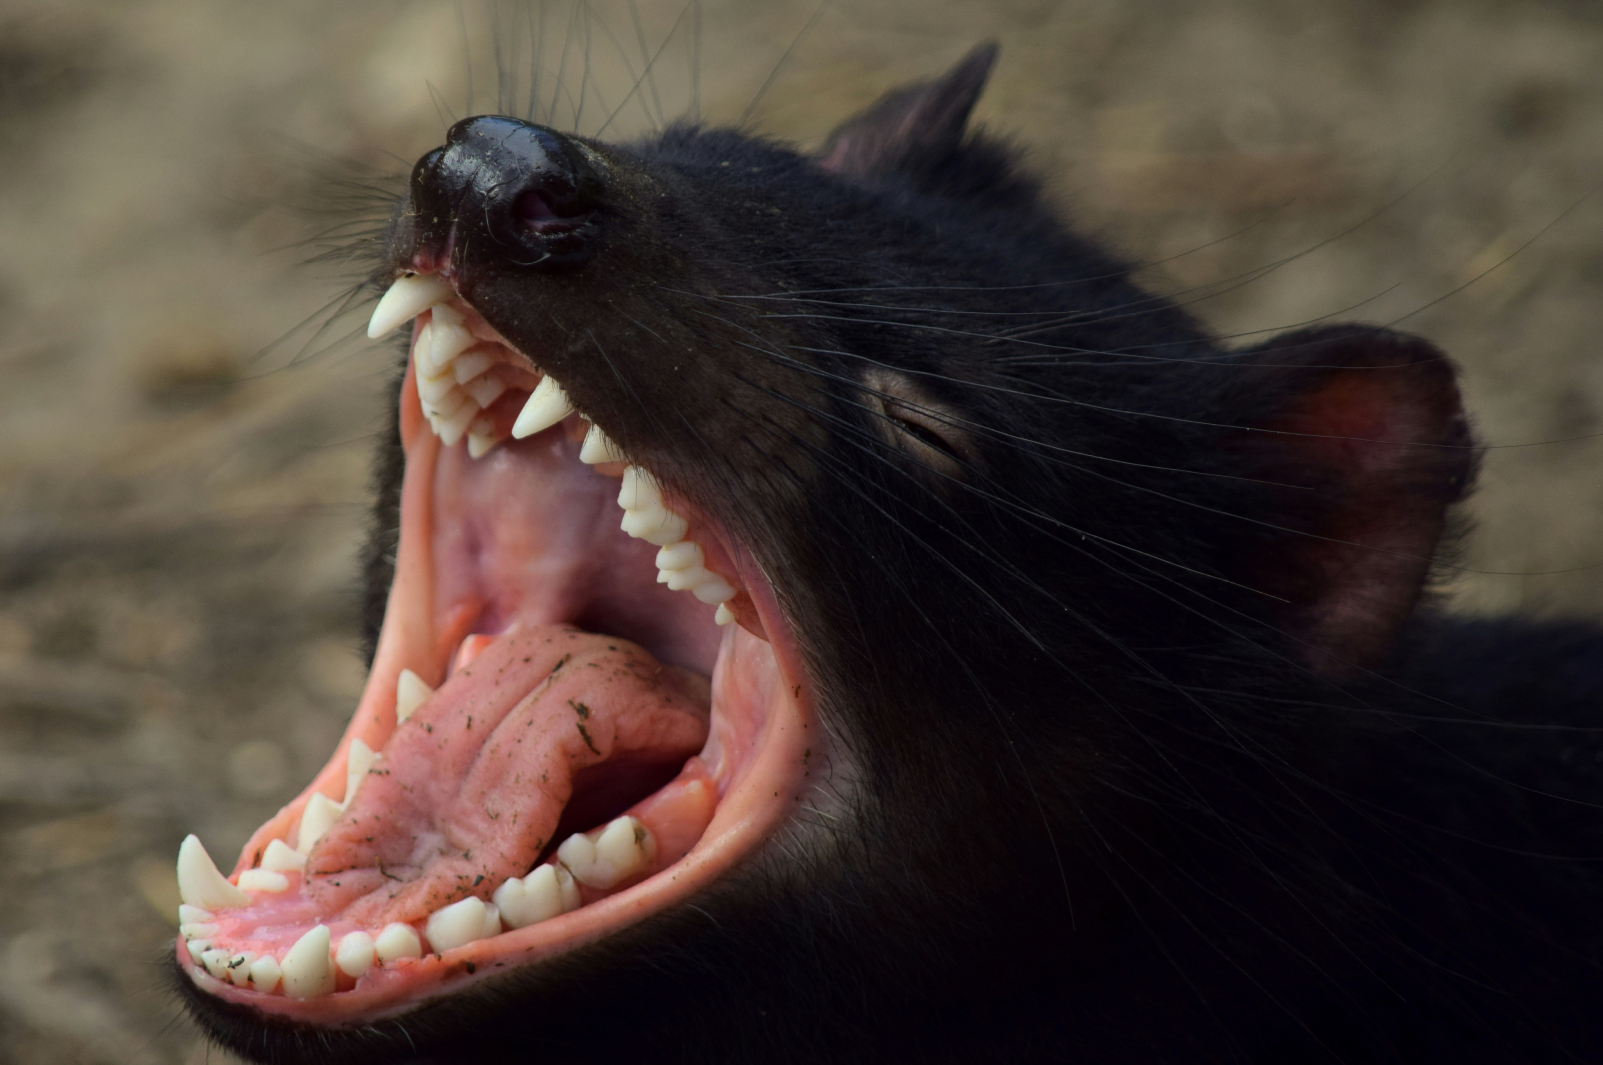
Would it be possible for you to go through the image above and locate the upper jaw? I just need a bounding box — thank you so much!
[175,272,817,1025]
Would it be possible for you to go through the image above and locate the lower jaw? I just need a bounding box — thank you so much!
[179,367,815,1026]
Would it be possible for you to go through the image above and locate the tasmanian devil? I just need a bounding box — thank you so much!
[170,43,1603,1063]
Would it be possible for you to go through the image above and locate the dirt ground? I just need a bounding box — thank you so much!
[1,1,1600,1061]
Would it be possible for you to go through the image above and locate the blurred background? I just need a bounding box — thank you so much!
[1,1,1600,1061]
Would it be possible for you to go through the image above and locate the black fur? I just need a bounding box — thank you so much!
[179,45,1603,1063]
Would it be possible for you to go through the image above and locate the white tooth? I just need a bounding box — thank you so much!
[578,422,626,465]
[368,274,452,339]
[344,738,375,804]
[261,839,307,873]
[237,869,289,893]
[437,400,480,447]
[557,863,581,911]
[178,905,213,925]
[620,506,689,546]
[617,466,663,511]
[427,320,475,375]
[494,864,580,929]
[295,792,344,853]
[466,415,498,460]
[453,350,495,383]
[335,932,375,978]
[396,669,433,724]
[227,952,257,988]
[248,953,282,993]
[179,922,219,940]
[663,563,712,592]
[186,939,213,955]
[656,569,671,584]
[177,835,249,909]
[281,925,335,998]
[410,321,434,373]
[374,923,423,963]
[654,541,702,571]
[511,376,575,439]
[417,370,461,405]
[692,576,738,605]
[481,902,503,940]
[425,897,495,953]
[424,386,472,421]
[200,948,232,980]
[715,603,736,625]
[465,374,508,409]
[558,816,655,890]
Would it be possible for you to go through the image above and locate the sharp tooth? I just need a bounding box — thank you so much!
[374,922,423,963]
[692,576,738,605]
[335,932,375,978]
[396,669,433,724]
[426,318,475,374]
[617,466,662,511]
[260,838,307,873]
[368,274,452,339]
[425,897,496,952]
[657,569,671,584]
[344,738,375,804]
[466,415,499,460]
[280,925,335,998]
[620,507,689,546]
[663,563,712,592]
[715,603,736,625]
[237,869,289,893]
[436,400,480,447]
[465,374,508,409]
[186,938,213,955]
[178,905,213,925]
[557,816,655,890]
[176,835,249,909]
[295,792,344,853]
[200,948,232,980]
[453,350,495,383]
[227,952,257,988]
[482,902,503,940]
[417,370,461,405]
[511,376,574,439]
[410,321,434,373]
[248,953,282,992]
[654,541,702,571]
[179,922,219,939]
[494,864,581,929]
[578,422,626,465]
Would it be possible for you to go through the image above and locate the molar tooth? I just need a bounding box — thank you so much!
[335,932,375,979]
[237,869,289,893]
[227,952,257,988]
[465,374,508,409]
[295,792,343,853]
[557,816,656,890]
[654,541,702,571]
[200,948,232,980]
[280,925,335,998]
[369,274,452,339]
[436,400,481,447]
[344,738,375,804]
[395,669,433,724]
[424,897,496,953]
[511,375,574,439]
[176,835,249,909]
[578,422,626,465]
[178,904,213,925]
[494,864,581,929]
[466,415,499,460]
[260,839,306,873]
[715,603,736,625]
[452,350,495,383]
[375,923,423,963]
[248,953,282,993]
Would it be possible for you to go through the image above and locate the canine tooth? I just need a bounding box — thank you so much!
[453,350,495,383]
[178,904,213,924]
[295,792,343,853]
[692,576,738,605]
[177,835,249,909]
[578,422,626,465]
[227,952,257,988]
[436,400,480,447]
[425,897,496,953]
[200,948,232,980]
[395,669,433,724]
[261,838,307,873]
[467,415,499,460]
[558,816,656,890]
[375,923,423,963]
[417,370,460,406]
[715,603,736,625]
[248,953,282,992]
[345,738,375,804]
[179,922,219,940]
[281,925,335,998]
[511,376,574,439]
[494,864,581,929]
[621,506,689,546]
[655,541,702,571]
[465,374,508,409]
[335,932,375,978]
[237,869,289,893]
[369,274,451,339]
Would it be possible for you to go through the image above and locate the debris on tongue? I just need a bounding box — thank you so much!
[175,625,716,998]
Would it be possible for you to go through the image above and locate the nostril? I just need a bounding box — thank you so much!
[512,189,586,233]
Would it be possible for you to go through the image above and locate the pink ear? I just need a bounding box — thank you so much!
[1230,327,1474,676]
[817,42,997,180]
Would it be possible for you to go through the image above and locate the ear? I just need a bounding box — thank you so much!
[1227,326,1475,676]
[817,42,998,180]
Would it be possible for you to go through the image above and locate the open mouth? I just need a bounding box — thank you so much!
[174,273,814,1025]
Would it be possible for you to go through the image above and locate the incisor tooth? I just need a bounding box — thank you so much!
[237,869,289,893]
[335,932,375,978]
[511,375,575,439]
[179,922,218,940]
[375,923,422,962]
[453,350,495,383]
[436,400,480,447]
[200,948,231,980]
[494,863,581,929]
[260,838,306,873]
[621,507,689,546]
[417,370,460,405]
[369,274,452,339]
[295,792,343,853]
[425,897,497,953]
[715,603,736,625]
[578,422,626,465]
[557,816,656,890]
[177,835,249,909]
[281,925,335,998]
[345,738,375,804]
[178,904,213,925]
[248,953,282,992]
[466,415,499,460]
[692,576,738,605]
[654,541,702,571]
[617,466,662,511]
[227,952,256,988]
[465,374,508,409]
[395,669,433,724]
[428,318,474,372]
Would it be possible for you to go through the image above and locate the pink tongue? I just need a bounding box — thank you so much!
[305,625,711,927]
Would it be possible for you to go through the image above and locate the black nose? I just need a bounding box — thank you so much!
[409,116,605,270]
